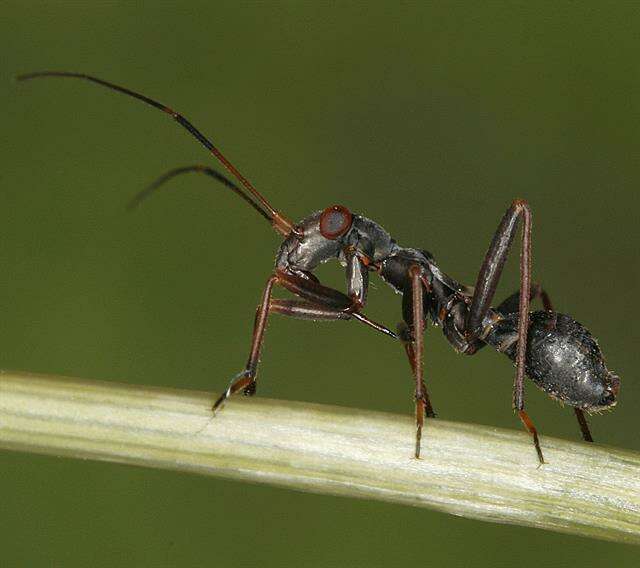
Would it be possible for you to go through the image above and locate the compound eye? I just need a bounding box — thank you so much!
[319,205,353,240]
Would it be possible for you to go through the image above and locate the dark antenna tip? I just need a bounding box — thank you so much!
[125,196,142,212]
[16,71,59,82]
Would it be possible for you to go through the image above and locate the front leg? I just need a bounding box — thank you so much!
[277,254,393,339]
[464,199,545,464]
[214,267,396,413]
[213,274,278,412]
[345,246,369,307]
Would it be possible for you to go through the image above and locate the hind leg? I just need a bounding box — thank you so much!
[464,200,545,464]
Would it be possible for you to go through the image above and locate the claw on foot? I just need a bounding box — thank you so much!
[212,371,254,413]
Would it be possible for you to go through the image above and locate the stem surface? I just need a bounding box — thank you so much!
[1,370,638,544]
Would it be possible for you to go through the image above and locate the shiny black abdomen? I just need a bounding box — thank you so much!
[485,311,616,409]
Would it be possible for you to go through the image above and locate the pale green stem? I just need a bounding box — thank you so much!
[1,370,638,544]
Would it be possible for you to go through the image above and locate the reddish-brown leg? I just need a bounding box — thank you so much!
[212,275,278,411]
[465,200,545,463]
[574,408,594,443]
[518,409,544,464]
[213,270,396,412]
[400,265,435,458]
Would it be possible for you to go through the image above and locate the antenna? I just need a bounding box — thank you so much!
[18,71,298,236]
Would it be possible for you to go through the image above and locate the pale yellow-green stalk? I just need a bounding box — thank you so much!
[1,371,638,544]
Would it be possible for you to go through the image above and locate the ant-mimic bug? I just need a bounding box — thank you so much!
[18,71,620,463]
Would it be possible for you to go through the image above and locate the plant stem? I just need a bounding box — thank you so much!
[1,370,638,544]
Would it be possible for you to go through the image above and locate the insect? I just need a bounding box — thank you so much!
[18,71,620,463]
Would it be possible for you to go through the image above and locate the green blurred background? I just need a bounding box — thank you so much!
[2,2,639,566]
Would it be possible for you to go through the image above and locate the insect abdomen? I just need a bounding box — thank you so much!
[484,311,619,410]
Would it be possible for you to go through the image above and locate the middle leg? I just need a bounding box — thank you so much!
[399,265,435,458]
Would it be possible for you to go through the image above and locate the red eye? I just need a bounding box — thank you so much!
[319,205,353,239]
